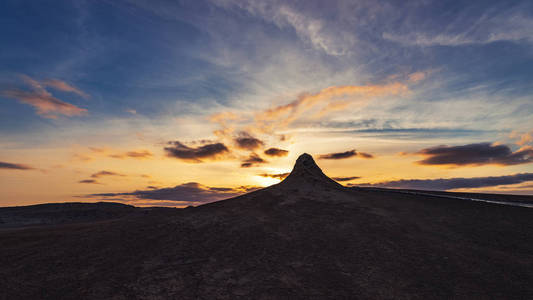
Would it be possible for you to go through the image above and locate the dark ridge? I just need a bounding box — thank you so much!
[0,202,138,228]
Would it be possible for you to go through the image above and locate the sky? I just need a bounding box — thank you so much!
[1,0,533,207]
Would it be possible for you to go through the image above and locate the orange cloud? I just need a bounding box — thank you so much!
[408,71,427,83]
[254,82,408,133]
[108,150,153,159]
[2,75,87,119]
[510,130,533,146]
[42,79,89,99]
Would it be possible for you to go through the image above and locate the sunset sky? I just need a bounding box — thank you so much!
[1,0,533,207]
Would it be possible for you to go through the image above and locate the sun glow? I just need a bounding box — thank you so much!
[254,176,281,187]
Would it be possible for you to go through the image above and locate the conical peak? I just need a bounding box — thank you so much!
[294,153,316,169]
[280,153,342,189]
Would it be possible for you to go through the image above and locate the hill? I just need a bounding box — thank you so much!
[1,154,532,299]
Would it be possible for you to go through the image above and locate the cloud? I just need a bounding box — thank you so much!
[90,170,126,178]
[416,143,533,166]
[331,176,360,182]
[0,161,34,170]
[319,149,374,160]
[42,79,89,99]
[164,141,229,162]
[2,89,88,119]
[259,172,290,180]
[241,153,267,168]
[357,173,533,191]
[254,82,408,133]
[382,12,533,47]
[108,150,153,159]
[79,179,101,184]
[408,71,427,83]
[264,148,289,157]
[1,75,88,119]
[510,130,533,146]
[87,182,261,204]
[234,132,264,150]
[211,0,356,56]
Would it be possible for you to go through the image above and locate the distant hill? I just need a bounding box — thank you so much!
[1,154,533,299]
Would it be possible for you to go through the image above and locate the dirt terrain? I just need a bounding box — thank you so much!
[1,154,532,299]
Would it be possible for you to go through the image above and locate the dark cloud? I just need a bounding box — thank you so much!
[319,149,374,160]
[241,153,267,168]
[90,171,125,178]
[109,150,153,159]
[164,141,229,162]
[356,173,533,191]
[87,182,261,204]
[264,148,289,157]
[416,143,533,166]
[79,179,100,184]
[331,176,360,182]
[0,161,34,170]
[234,133,264,150]
[259,172,290,180]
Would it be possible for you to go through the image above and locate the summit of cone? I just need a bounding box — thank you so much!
[277,153,343,190]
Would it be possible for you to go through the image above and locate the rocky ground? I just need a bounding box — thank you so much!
[1,154,532,299]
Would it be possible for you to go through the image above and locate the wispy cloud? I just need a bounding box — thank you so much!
[1,75,87,119]
[42,79,89,99]
[211,0,356,56]
[253,83,409,133]
[383,10,533,47]
[108,150,153,159]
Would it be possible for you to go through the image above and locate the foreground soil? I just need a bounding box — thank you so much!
[1,155,533,299]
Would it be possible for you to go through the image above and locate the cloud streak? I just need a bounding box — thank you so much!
[42,79,89,99]
[0,161,34,170]
[79,179,100,184]
[416,143,533,166]
[331,176,360,182]
[90,171,126,178]
[319,149,374,160]
[109,150,153,159]
[259,172,290,180]
[357,173,533,191]
[254,82,408,133]
[241,153,267,168]
[264,148,289,157]
[87,182,261,204]
[1,75,87,118]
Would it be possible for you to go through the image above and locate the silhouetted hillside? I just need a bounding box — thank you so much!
[1,154,533,299]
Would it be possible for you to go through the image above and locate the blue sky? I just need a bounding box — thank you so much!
[1,0,532,206]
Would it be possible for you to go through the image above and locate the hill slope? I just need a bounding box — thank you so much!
[1,154,533,299]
